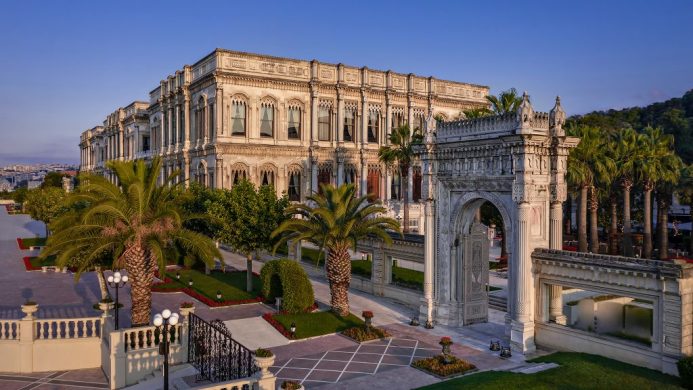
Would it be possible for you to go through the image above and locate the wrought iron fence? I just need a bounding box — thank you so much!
[188,313,257,383]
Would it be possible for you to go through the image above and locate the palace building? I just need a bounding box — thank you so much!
[79,49,489,232]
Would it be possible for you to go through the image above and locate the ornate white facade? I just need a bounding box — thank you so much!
[79,49,489,231]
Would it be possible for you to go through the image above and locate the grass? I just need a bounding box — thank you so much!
[21,237,46,247]
[351,260,372,278]
[415,352,682,389]
[165,269,261,301]
[300,247,325,266]
[271,311,364,339]
[392,265,424,290]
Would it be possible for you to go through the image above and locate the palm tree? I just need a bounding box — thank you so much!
[677,164,693,255]
[635,127,681,258]
[462,107,492,119]
[588,141,616,253]
[612,128,640,257]
[271,184,400,316]
[486,88,522,115]
[42,158,221,326]
[567,125,602,252]
[378,124,423,233]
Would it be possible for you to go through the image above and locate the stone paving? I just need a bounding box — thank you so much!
[0,368,108,390]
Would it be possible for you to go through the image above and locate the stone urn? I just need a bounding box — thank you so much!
[99,301,114,317]
[179,305,195,318]
[21,303,38,319]
[253,355,275,379]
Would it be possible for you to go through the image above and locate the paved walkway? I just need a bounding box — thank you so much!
[0,368,108,390]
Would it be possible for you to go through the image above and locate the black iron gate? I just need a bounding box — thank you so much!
[188,313,257,383]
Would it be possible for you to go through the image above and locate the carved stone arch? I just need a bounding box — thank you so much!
[228,162,249,186]
[229,93,250,104]
[286,98,305,110]
[287,163,304,201]
[260,94,278,106]
[258,162,278,186]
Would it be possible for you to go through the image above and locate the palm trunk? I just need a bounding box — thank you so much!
[124,244,154,327]
[564,194,572,236]
[95,266,109,300]
[401,164,410,234]
[658,194,670,260]
[589,187,599,253]
[622,179,633,257]
[326,243,352,316]
[246,254,253,293]
[578,186,588,252]
[609,194,619,255]
[643,182,653,258]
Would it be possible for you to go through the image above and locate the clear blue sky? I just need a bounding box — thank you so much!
[1,0,691,165]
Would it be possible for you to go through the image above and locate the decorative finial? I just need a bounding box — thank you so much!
[517,91,533,128]
[550,95,566,136]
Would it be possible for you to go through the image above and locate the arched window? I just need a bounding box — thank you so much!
[391,171,401,200]
[343,104,356,142]
[261,171,274,186]
[345,166,357,185]
[288,171,301,201]
[231,100,246,136]
[288,106,301,139]
[260,102,274,138]
[318,106,331,141]
[414,111,425,132]
[367,111,379,143]
[197,97,206,141]
[317,166,331,193]
[391,110,404,129]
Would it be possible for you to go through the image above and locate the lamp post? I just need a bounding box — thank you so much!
[153,309,179,390]
[107,271,129,330]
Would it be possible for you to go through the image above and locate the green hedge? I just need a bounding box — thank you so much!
[678,356,693,389]
[392,265,424,290]
[351,260,372,278]
[260,259,314,313]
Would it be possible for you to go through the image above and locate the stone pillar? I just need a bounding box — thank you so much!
[19,304,36,373]
[337,91,344,145]
[175,104,181,147]
[168,106,174,148]
[421,200,435,328]
[361,95,368,148]
[360,154,368,197]
[510,202,536,353]
[310,86,318,144]
[548,201,566,324]
[311,156,318,194]
[407,165,414,202]
[183,95,191,149]
[336,149,344,186]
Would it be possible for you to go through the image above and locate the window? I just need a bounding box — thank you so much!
[208,103,215,139]
[391,112,404,129]
[231,101,246,135]
[368,111,379,143]
[261,171,274,186]
[318,167,331,193]
[391,171,401,200]
[367,168,380,200]
[171,109,177,144]
[414,113,425,132]
[288,107,301,139]
[180,110,185,143]
[197,98,206,141]
[163,112,168,146]
[142,135,150,152]
[343,109,355,142]
[260,104,274,137]
[288,172,301,201]
[318,107,331,141]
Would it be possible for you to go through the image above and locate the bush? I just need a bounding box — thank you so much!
[412,355,476,378]
[678,356,693,389]
[260,259,314,314]
[342,325,391,342]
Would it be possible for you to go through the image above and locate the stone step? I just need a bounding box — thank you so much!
[488,295,507,311]
[510,362,559,374]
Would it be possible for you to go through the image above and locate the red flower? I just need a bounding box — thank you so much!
[439,336,453,346]
[362,310,374,319]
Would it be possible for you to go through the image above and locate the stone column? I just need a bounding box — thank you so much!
[310,86,318,144]
[19,304,36,373]
[183,95,191,149]
[168,106,174,148]
[360,154,368,197]
[337,90,344,145]
[361,95,368,148]
[548,201,567,324]
[510,202,536,353]
[407,165,414,202]
[422,200,435,328]
[175,104,181,147]
[311,155,318,194]
[336,149,344,186]
[203,101,210,145]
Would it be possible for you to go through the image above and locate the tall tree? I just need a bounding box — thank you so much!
[636,127,682,258]
[677,164,693,255]
[41,158,220,326]
[24,187,67,237]
[209,180,289,292]
[486,88,522,115]
[612,128,641,256]
[378,124,423,233]
[42,172,69,188]
[272,184,399,316]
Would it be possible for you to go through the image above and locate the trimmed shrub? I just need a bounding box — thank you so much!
[678,356,693,389]
[260,259,314,313]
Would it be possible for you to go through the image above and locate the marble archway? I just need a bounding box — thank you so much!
[416,94,579,353]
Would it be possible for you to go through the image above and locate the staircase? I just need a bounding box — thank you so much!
[489,294,507,312]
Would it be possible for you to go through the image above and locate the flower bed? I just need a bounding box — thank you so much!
[341,325,391,343]
[412,355,476,378]
[17,238,28,250]
[23,256,59,271]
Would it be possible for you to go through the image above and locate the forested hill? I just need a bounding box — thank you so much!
[568,89,693,163]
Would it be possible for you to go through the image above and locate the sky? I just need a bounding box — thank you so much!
[0,0,691,165]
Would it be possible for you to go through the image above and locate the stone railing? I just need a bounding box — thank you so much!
[189,377,258,390]
[437,113,518,141]
[35,317,101,339]
[0,320,20,340]
[0,303,103,373]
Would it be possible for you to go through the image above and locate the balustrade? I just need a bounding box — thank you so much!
[35,318,101,340]
[122,323,182,352]
[0,320,20,340]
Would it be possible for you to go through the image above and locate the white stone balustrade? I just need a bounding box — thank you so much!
[0,320,20,340]
[35,317,101,340]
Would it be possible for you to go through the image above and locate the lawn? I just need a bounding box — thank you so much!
[300,247,325,266]
[269,311,364,339]
[162,268,261,302]
[415,352,682,390]
[392,265,424,290]
[351,260,372,278]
